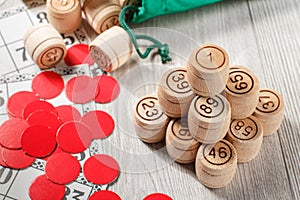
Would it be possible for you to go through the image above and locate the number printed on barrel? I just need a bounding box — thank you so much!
[172,118,192,141]
[257,90,280,113]
[166,69,191,94]
[90,47,110,70]
[40,47,65,66]
[136,97,164,121]
[196,45,227,70]
[195,96,224,118]
[230,118,258,140]
[100,15,119,33]
[226,70,254,94]
[203,141,232,165]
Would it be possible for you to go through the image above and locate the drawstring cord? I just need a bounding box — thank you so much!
[119,6,172,64]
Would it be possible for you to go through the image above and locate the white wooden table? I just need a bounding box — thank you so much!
[1,0,299,199]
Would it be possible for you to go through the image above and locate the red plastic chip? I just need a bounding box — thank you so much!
[65,76,98,104]
[56,105,81,123]
[7,91,39,118]
[26,110,62,132]
[83,154,119,185]
[144,193,173,200]
[32,71,64,99]
[29,174,66,200]
[1,148,35,169]
[42,146,64,161]
[23,100,57,119]
[94,75,120,103]
[89,190,121,200]
[0,118,29,149]
[81,110,115,139]
[64,44,94,66]
[45,153,80,185]
[0,146,8,167]
[21,125,56,158]
[57,121,93,154]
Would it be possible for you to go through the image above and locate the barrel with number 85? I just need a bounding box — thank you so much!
[225,115,263,163]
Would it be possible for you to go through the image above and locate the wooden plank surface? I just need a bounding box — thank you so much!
[1,0,299,199]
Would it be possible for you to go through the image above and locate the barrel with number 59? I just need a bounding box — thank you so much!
[24,24,67,69]
[225,66,260,119]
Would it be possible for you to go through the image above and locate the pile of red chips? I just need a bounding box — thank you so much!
[0,70,122,199]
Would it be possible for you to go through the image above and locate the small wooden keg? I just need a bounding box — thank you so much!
[89,26,133,72]
[46,0,82,34]
[83,0,121,34]
[24,24,67,69]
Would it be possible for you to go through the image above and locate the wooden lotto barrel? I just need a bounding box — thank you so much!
[46,0,82,34]
[24,24,67,69]
[83,0,121,34]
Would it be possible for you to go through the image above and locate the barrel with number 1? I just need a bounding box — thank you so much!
[186,44,229,96]
[157,67,195,118]
[24,24,67,69]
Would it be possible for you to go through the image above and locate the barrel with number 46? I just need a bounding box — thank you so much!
[195,139,237,188]
[24,24,67,69]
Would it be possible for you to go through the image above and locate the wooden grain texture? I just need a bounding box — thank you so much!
[1,0,299,199]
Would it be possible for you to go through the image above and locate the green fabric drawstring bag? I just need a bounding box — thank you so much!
[119,0,221,63]
[128,0,221,23]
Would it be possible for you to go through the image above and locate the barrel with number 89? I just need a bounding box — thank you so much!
[188,94,231,144]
